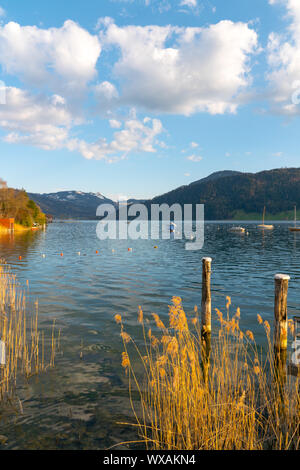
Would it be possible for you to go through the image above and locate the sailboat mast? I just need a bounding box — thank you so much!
[263,206,265,225]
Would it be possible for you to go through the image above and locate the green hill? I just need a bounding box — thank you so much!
[150,168,300,220]
[0,183,46,227]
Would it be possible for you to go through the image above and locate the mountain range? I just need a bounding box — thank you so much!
[28,191,116,220]
[29,168,300,221]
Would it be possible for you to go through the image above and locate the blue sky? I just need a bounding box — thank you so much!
[0,0,300,200]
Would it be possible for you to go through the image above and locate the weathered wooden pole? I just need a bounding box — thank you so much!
[201,257,212,335]
[274,274,290,352]
[201,257,212,376]
[274,273,290,385]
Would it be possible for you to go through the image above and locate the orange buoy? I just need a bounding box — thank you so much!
[19,256,22,261]
[96,250,99,254]
[128,248,132,252]
[60,253,63,257]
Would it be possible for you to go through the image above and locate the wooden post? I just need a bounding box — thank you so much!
[274,274,290,352]
[201,257,212,376]
[274,273,290,385]
[201,257,212,335]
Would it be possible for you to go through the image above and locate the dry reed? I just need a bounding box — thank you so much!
[116,297,300,450]
[0,260,57,400]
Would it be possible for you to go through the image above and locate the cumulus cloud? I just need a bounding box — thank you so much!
[67,115,164,162]
[0,86,163,162]
[0,15,260,161]
[109,119,122,128]
[0,20,101,97]
[267,0,300,114]
[99,19,258,115]
[0,87,75,150]
[93,81,119,113]
[0,19,165,162]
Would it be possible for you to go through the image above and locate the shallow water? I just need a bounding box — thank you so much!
[0,221,299,449]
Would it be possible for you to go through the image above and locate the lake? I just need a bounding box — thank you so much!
[0,220,299,449]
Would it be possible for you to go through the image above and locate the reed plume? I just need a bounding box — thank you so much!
[116,298,300,450]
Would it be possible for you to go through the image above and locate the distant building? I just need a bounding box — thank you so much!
[0,218,14,231]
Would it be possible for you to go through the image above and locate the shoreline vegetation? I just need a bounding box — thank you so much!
[0,181,46,231]
[0,223,44,234]
[232,209,300,221]
[0,260,58,401]
[116,297,300,450]
[29,215,300,223]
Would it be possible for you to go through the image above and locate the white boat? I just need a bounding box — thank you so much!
[229,226,245,233]
[289,205,300,232]
[257,206,274,230]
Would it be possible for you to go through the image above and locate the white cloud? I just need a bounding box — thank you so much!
[100,19,258,116]
[0,20,101,96]
[0,15,260,162]
[109,119,122,128]
[0,18,167,163]
[93,81,119,113]
[68,115,164,162]
[0,87,74,150]
[186,154,203,162]
[267,0,300,114]
[95,81,119,100]
[180,0,197,8]
[0,87,163,162]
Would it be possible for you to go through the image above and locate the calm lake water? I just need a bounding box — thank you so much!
[0,220,300,449]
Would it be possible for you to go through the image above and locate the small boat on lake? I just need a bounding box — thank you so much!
[228,226,245,233]
[257,206,274,230]
[289,205,300,232]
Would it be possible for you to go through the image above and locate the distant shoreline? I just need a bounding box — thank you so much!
[50,218,298,224]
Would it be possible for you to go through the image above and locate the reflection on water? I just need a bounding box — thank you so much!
[0,229,43,255]
[1,221,300,449]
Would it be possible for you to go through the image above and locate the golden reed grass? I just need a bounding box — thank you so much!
[0,260,58,400]
[116,297,300,450]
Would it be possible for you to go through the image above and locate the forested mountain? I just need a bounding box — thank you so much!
[150,168,300,220]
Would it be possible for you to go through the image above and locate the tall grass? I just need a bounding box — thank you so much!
[0,260,58,400]
[116,297,300,450]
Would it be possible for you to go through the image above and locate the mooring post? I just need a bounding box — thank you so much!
[274,273,290,384]
[201,257,212,376]
[274,274,290,352]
